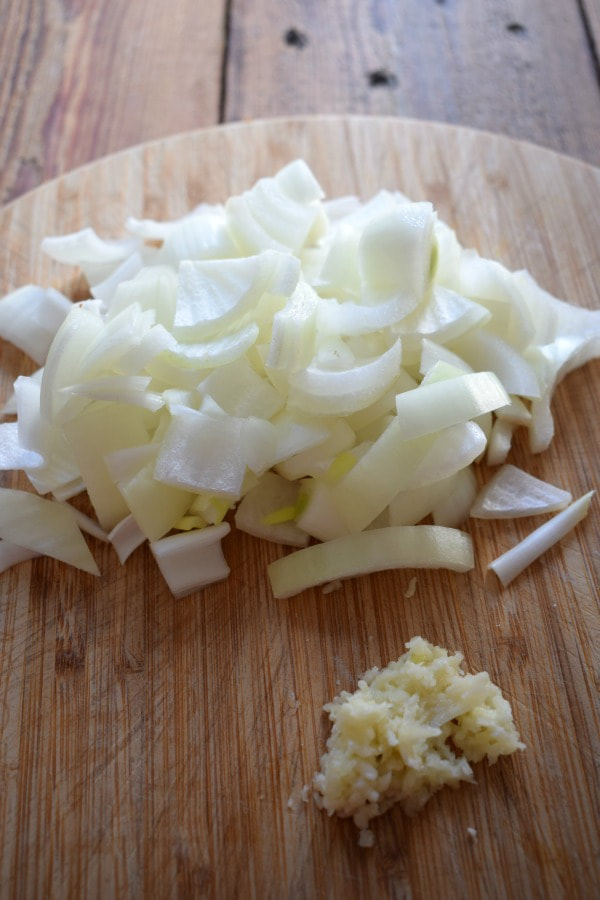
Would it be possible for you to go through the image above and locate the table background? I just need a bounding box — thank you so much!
[1,0,600,206]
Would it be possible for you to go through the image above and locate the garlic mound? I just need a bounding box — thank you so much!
[312,637,525,845]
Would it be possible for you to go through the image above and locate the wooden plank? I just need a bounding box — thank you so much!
[224,0,600,165]
[0,0,227,206]
[581,0,600,76]
[0,117,599,898]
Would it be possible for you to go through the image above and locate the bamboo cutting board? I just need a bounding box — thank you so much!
[0,117,599,899]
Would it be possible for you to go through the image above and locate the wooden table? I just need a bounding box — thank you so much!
[1,0,600,204]
[1,5,600,900]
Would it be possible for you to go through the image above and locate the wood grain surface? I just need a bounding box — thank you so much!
[2,0,600,206]
[0,116,599,899]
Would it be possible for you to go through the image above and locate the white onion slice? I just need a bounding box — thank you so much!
[0,285,72,364]
[91,251,143,302]
[268,526,474,598]
[488,491,594,586]
[174,250,299,338]
[150,523,231,598]
[288,338,402,416]
[108,514,147,564]
[394,371,509,440]
[471,465,572,518]
[66,506,109,542]
[0,488,99,574]
[452,330,540,398]
[154,405,246,498]
[0,539,41,573]
[359,203,436,307]
[0,422,43,469]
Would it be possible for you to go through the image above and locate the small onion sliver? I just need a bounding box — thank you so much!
[488,491,595,587]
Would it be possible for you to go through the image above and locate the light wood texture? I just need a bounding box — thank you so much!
[2,1,600,207]
[224,0,600,166]
[0,117,599,899]
[0,0,227,205]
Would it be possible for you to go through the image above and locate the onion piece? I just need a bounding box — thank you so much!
[0,539,41,573]
[394,371,509,440]
[359,203,436,307]
[451,330,540,398]
[165,322,259,370]
[0,285,72,365]
[288,338,402,416]
[267,281,318,371]
[0,422,43,469]
[471,465,572,518]
[234,471,309,547]
[330,420,486,534]
[488,491,594,587]
[108,514,147,564]
[0,488,100,574]
[268,526,474,598]
[431,467,478,528]
[62,401,153,530]
[150,523,231,598]
[91,252,143,302]
[154,405,246,498]
[174,251,300,339]
[66,506,109,542]
[60,375,164,411]
[41,228,139,286]
[118,460,195,541]
[485,418,514,466]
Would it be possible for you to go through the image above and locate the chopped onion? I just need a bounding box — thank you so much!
[108,514,147,564]
[0,285,72,364]
[268,526,474,599]
[150,523,231,597]
[471,465,572,518]
[0,159,596,596]
[488,492,594,586]
[0,488,99,574]
[0,539,41,573]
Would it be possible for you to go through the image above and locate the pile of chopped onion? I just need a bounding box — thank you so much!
[0,160,597,596]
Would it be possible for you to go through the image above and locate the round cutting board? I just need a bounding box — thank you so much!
[0,117,599,899]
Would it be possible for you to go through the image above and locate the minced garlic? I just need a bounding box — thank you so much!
[312,636,525,844]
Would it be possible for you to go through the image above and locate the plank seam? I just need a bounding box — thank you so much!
[218,0,233,123]
[576,0,600,89]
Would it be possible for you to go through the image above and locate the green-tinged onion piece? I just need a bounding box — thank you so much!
[268,525,474,598]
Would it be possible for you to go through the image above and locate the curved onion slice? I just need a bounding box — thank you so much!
[42,228,139,286]
[174,250,299,338]
[268,526,474,598]
[488,492,594,586]
[288,338,402,416]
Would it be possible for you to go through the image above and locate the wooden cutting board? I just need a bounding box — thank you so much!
[0,116,599,899]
